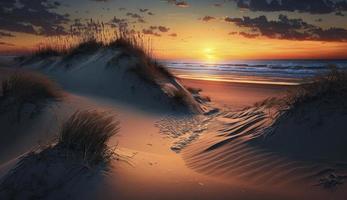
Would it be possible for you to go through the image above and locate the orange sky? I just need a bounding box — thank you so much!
[153,33,347,61]
[2,29,346,62]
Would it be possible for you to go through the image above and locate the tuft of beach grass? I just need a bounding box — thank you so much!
[57,110,119,165]
[0,72,62,120]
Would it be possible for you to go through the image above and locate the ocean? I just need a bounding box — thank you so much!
[164,60,347,85]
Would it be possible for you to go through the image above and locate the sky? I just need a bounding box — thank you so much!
[1,0,347,61]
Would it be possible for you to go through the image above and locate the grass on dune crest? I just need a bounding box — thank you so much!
[26,19,154,61]
[64,39,103,60]
[28,23,175,83]
[57,110,119,165]
[285,65,347,110]
[108,34,174,82]
[33,46,64,59]
[255,65,347,113]
[0,72,62,120]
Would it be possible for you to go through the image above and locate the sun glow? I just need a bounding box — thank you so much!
[203,47,217,64]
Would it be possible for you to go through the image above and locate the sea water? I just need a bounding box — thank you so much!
[163,60,347,85]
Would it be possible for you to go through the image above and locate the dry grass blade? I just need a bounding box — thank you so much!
[65,39,103,60]
[58,110,119,165]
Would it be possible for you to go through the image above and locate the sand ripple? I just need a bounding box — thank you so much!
[158,106,347,187]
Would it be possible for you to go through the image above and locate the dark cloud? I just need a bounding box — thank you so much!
[108,17,128,29]
[142,28,161,37]
[148,12,155,15]
[0,31,15,38]
[166,0,189,8]
[200,16,216,22]
[0,41,14,46]
[0,0,70,36]
[102,7,110,11]
[225,14,347,42]
[90,0,109,2]
[233,0,347,14]
[142,25,172,36]
[169,33,178,37]
[224,16,242,23]
[73,18,106,34]
[158,26,170,32]
[137,18,146,23]
[126,12,146,23]
[336,11,345,16]
[139,8,149,12]
[228,31,259,39]
[213,3,223,7]
[126,12,142,19]
[238,31,259,38]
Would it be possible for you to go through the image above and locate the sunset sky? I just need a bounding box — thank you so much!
[1,0,347,61]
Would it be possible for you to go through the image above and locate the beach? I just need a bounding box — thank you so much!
[181,78,290,109]
[1,57,347,200]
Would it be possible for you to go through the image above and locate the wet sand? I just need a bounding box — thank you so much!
[181,78,292,109]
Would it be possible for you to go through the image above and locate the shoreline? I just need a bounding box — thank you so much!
[178,76,302,86]
[181,78,293,109]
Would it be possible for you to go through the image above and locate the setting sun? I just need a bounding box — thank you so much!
[203,47,217,63]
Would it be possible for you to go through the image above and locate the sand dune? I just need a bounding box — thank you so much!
[158,104,347,192]
[16,48,203,114]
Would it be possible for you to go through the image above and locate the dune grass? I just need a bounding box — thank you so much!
[0,110,119,199]
[57,110,119,165]
[0,72,62,120]
[186,87,202,95]
[33,46,63,58]
[28,22,174,80]
[28,20,153,60]
[255,66,347,113]
[64,39,103,60]
[185,86,211,103]
[284,65,347,110]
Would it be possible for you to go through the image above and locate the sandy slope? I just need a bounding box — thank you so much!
[254,101,347,163]
[158,106,347,200]
[17,50,202,114]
